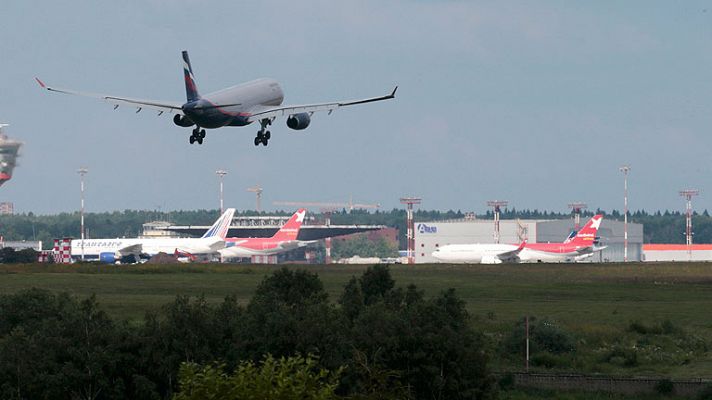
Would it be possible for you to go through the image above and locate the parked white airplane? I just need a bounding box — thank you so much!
[432,215,606,264]
[37,51,396,146]
[71,208,235,263]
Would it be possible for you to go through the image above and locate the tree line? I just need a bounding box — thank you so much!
[0,266,495,399]
[1,208,711,250]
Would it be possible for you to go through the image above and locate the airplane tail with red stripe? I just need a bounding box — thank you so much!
[272,209,306,241]
[566,214,603,245]
[182,51,201,102]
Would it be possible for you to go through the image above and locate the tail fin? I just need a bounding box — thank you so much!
[568,214,603,245]
[182,50,200,102]
[201,208,236,240]
[272,209,306,241]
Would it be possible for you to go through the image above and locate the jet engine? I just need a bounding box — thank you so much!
[99,252,117,264]
[173,114,195,127]
[286,113,311,130]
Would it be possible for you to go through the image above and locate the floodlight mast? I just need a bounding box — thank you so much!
[679,189,699,260]
[487,200,509,244]
[247,185,263,212]
[77,167,88,261]
[568,202,588,230]
[400,197,422,265]
[215,169,228,214]
[619,165,631,262]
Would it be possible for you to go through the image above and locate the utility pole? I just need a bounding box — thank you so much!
[215,169,228,214]
[77,167,88,261]
[619,165,631,262]
[568,202,588,230]
[679,189,699,261]
[247,185,263,212]
[487,200,509,244]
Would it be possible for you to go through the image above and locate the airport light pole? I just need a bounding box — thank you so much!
[679,189,699,261]
[77,167,88,261]
[619,165,631,262]
[487,200,509,244]
[216,169,228,214]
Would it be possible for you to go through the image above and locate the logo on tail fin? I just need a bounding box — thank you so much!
[201,208,236,240]
[569,214,603,244]
[272,209,306,241]
[182,51,200,102]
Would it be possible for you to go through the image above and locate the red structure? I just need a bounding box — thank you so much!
[400,197,421,264]
[487,200,508,244]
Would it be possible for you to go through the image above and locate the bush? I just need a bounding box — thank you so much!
[697,383,712,400]
[529,352,566,369]
[174,355,342,400]
[498,373,515,390]
[601,346,638,367]
[503,317,576,356]
[655,378,674,396]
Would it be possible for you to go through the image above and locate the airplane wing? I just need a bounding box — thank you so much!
[495,242,527,263]
[116,243,143,257]
[246,86,397,122]
[35,78,183,114]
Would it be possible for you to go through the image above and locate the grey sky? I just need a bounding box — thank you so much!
[2,1,712,215]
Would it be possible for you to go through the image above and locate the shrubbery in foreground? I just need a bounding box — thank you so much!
[0,265,494,400]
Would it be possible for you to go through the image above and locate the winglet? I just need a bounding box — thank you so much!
[390,86,398,98]
[516,241,527,251]
[35,77,47,89]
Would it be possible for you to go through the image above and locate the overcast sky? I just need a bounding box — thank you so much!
[2,1,712,215]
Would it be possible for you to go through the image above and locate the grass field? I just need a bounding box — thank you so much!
[2,262,712,379]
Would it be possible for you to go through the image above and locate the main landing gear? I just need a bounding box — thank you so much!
[189,127,206,145]
[254,119,271,146]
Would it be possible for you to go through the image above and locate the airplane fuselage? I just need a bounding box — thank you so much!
[182,78,284,129]
[219,238,301,258]
[432,243,592,264]
[71,237,222,260]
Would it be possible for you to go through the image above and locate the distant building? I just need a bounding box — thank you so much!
[643,244,712,262]
[0,202,13,215]
[1,240,42,251]
[414,217,644,263]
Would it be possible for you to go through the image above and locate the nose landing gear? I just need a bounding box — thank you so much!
[254,118,272,146]
[190,127,206,145]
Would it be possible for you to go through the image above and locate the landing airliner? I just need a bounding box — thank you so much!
[72,208,235,263]
[36,51,396,146]
[218,209,307,259]
[432,215,605,264]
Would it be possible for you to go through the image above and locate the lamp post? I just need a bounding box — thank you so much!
[215,169,228,214]
[619,165,631,262]
[77,167,88,261]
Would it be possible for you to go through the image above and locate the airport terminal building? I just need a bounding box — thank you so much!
[414,217,643,263]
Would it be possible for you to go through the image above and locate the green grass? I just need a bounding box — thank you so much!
[2,262,712,378]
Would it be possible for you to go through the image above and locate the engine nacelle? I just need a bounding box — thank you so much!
[99,252,117,264]
[173,114,195,127]
[286,113,311,130]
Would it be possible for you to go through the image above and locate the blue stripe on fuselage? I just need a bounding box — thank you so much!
[182,100,252,129]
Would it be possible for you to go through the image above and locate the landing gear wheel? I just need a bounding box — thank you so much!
[254,137,261,146]
[197,137,203,145]
[264,130,271,140]
[199,129,206,139]
[189,136,196,144]
[262,138,269,146]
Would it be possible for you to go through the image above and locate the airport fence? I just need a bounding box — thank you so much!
[504,372,711,397]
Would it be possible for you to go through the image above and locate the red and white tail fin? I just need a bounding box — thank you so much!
[567,214,603,245]
[272,209,306,241]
